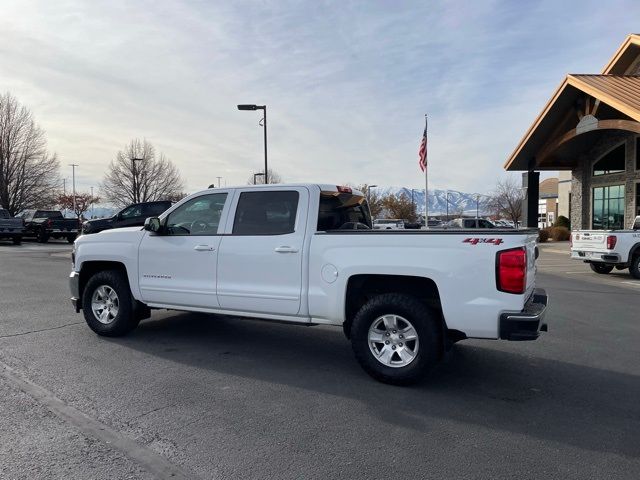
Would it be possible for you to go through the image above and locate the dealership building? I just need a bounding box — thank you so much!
[505,34,640,230]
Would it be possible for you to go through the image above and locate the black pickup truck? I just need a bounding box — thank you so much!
[16,210,80,243]
[0,209,24,244]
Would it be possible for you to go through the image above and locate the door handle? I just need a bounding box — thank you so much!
[194,245,215,251]
[274,246,299,253]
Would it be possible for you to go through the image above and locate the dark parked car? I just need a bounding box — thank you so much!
[81,201,172,235]
[16,210,80,243]
[0,208,25,244]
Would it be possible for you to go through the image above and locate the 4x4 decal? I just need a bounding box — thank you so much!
[463,238,504,246]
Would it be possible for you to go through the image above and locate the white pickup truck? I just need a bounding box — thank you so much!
[69,184,548,384]
[570,216,640,279]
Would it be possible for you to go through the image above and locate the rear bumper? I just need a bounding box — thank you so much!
[499,288,548,341]
[571,250,621,263]
[69,271,81,312]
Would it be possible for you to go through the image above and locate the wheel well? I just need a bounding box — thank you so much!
[343,274,445,338]
[630,242,640,260]
[79,261,128,301]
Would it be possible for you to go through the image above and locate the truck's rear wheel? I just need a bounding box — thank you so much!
[67,234,76,243]
[37,230,49,243]
[82,270,139,336]
[590,263,614,274]
[629,256,640,280]
[12,236,21,245]
[350,293,441,385]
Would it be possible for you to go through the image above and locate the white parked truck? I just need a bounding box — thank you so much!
[570,216,640,279]
[69,184,548,384]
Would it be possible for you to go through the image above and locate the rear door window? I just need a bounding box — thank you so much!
[318,192,372,230]
[233,191,299,235]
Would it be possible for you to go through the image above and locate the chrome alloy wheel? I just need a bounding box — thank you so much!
[91,285,120,325]
[368,314,419,368]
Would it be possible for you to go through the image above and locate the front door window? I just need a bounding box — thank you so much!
[592,185,625,229]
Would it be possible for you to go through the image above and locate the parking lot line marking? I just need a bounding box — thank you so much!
[0,360,199,480]
[621,281,640,287]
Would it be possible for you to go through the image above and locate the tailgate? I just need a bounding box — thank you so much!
[572,231,607,250]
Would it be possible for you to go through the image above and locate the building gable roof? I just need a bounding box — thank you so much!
[602,34,640,74]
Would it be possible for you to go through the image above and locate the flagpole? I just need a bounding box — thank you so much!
[424,114,429,228]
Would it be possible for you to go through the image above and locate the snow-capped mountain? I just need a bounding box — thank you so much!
[372,186,489,216]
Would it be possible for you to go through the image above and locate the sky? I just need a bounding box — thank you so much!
[1,0,639,196]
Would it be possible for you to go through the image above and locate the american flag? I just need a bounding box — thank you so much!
[418,118,428,172]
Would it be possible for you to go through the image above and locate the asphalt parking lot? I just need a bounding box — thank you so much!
[0,241,639,479]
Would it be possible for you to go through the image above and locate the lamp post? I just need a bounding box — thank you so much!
[131,158,144,203]
[253,172,265,185]
[237,104,268,184]
[367,184,377,205]
[69,164,78,218]
[445,190,450,221]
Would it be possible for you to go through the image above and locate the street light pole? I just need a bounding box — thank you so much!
[446,190,449,221]
[69,164,78,218]
[237,104,268,184]
[217,176,222,188]
[91,186,94,219]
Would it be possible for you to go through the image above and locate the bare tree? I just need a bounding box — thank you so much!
[355,184,383,218]
[486,177,524,225]
[0,93,60,215]
[101,139,184,208]
[381,193,418,222]
[57,192,100,219]
[246,169,283,185]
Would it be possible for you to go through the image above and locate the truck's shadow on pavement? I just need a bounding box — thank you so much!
[112,311,640,460]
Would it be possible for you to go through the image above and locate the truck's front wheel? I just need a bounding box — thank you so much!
[82,270,139,337]
[590,263,614,274]
[629,255,640,280]
[350,293,441,385]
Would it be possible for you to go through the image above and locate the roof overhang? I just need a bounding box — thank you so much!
[504,75,640,171]
[602,34,640,74]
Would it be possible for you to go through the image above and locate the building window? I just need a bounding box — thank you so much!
[636,183,640,218]
[593,144,625,176]
[592,185,625,229]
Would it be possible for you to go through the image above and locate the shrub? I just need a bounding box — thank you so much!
[554,215,570,229]
[538,228,550,243]
[549,226,570,241]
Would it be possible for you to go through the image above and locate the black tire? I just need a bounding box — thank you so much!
[37,229,49,243]
[629,256,640,280]
[12,236,21,245]
[350,293,441,385]
[67,234,76,244]
[590,263,613,274]
[82,270,139,337]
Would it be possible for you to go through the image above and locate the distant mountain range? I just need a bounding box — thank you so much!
[373,187,490,216]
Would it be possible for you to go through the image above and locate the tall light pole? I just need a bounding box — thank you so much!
[69,164,78,218]
[131,158,144,203]
[445,190,450,221]
[237,104,268,184]
[216,176,223,188]
[253,172,265,185]
[91,187,94,219]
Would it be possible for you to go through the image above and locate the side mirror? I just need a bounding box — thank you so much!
[144,217,162,233]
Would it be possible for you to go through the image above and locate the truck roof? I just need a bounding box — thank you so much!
[193,183,365,198]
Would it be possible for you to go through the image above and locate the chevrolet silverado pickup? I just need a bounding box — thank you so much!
[69,184,548,384]
[0,209,24,244]
[570,216,640,279]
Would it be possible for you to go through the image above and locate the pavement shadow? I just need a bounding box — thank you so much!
[114,311,640,459]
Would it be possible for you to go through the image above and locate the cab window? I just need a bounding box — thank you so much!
[233,191,299,235]
[165,194,227,235]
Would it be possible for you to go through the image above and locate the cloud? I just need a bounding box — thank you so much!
[1,0,638,194]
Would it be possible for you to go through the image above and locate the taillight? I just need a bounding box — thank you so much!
[47,219,53,227]
[496,247,527,294]
[606,235,617,250]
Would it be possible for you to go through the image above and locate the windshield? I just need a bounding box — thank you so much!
[317,192,372,230]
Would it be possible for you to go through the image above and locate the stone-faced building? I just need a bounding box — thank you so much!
[505,34,640,230]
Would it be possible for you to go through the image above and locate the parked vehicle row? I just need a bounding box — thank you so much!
[69,183,548,385]
[81,201,172,235]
